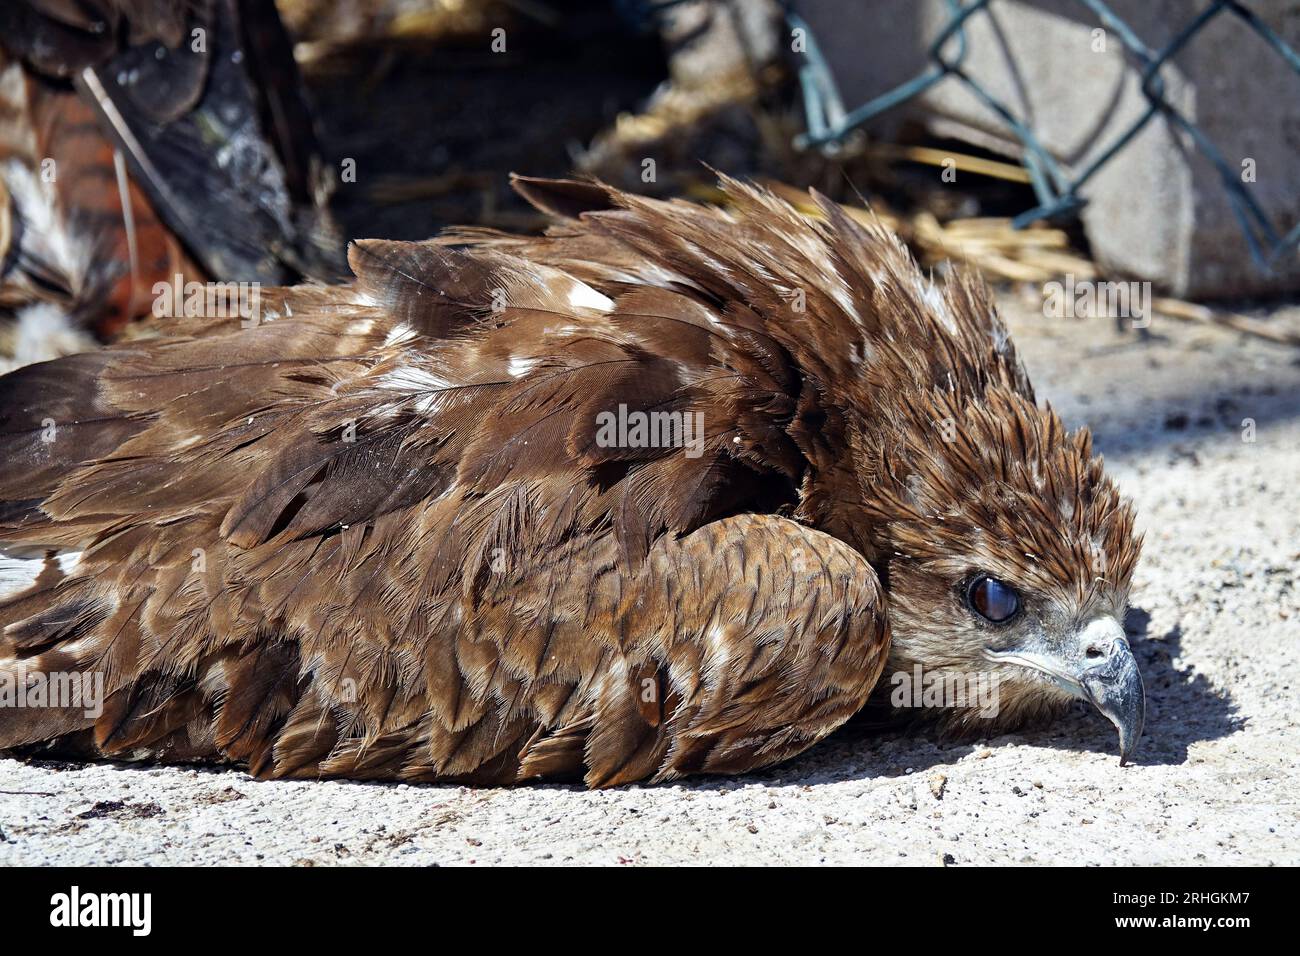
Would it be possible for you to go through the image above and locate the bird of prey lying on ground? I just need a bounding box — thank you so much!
[0,174,1145,787]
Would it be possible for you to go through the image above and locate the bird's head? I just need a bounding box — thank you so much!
[857,384,1145,764]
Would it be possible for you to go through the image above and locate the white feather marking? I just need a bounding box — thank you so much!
[377,365,451,392]
[595,657,629,701]
[375,364,455,413]
[638,262,688,289]
[989,315,1011,353]
[384,322,418,347]
[0,550,81,600]
[567,282,614,313]
[2,160,93,291]
[921,279,956,333]
[3,303,96,373]
[702,622,732,683]
[0,555,47,598]
[55,551,83,575]
[200,660,231,695]
[507,355,538,378]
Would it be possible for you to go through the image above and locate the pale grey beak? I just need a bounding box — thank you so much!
[1076,618,1145,765]
[985,616,1145,765]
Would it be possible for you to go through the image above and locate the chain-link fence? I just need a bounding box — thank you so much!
[786,0,1300,273]
[631,0,1300,276]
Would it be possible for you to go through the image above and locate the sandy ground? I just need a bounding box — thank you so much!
[1,292,1297,866]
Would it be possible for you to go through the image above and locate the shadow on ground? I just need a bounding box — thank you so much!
[1021,327,1300,460]
[725,603,1244,790]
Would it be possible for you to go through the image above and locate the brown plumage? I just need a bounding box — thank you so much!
[0,174,1144,787]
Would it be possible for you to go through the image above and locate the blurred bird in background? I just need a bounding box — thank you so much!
[0,0,344,371]
[0,55,200,369]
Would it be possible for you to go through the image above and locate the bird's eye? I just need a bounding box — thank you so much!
[966,575,1021,623]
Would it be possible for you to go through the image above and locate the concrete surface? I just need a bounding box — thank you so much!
[1,291,1297,866]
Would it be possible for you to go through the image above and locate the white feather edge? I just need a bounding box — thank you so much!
[0,550,83,602]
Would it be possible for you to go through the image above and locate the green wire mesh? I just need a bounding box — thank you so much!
[784,0,1300,273]
[627,0,1300,273]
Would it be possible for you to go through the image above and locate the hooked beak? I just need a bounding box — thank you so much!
[984,617,1146,765]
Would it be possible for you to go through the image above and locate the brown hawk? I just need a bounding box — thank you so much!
[0,175,1144,786]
